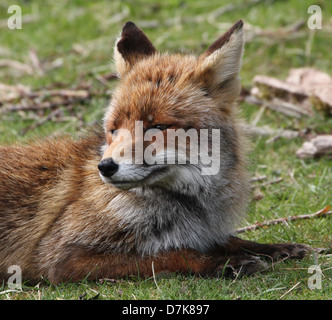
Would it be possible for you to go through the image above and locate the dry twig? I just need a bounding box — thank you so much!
[279,282,301,300]
[245,92,312,118]
[245,124,299,139]
[236,206,331,234]
[0,59,34,75]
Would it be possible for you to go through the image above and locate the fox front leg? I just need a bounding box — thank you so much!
[45,247,222,283]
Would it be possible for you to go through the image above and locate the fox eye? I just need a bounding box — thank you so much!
[152,124,170,131]
[109,129,117,135]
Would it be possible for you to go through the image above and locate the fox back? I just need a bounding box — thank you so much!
[0,21,251,281]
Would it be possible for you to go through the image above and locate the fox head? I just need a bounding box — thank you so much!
[99,21,246,193]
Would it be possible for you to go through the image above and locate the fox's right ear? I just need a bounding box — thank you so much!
[114,21,157,77]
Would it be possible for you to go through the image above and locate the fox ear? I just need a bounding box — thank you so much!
[198,20,244,95]
[114,21,157,77]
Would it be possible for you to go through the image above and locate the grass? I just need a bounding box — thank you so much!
[0,0,331,300]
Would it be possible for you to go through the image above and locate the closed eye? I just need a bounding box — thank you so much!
[151,124,171,131]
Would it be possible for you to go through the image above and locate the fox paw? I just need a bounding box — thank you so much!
[256,243,311,261]
[215,255,268,278]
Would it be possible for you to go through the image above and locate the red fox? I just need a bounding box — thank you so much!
[0,21,309,284]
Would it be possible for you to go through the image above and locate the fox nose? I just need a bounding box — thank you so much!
[98,158,119,178]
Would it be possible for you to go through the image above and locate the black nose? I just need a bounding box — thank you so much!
[98,158,119,178]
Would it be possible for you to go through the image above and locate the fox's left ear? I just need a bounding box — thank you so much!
[114,21,157,77]
[197,20,244,95]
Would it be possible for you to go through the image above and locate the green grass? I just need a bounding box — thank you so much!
[0,0,331,300]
